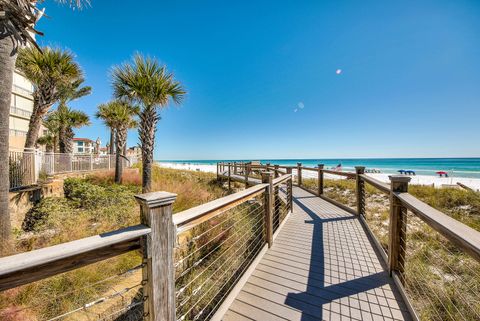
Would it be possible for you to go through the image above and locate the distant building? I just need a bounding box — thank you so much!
[98,147,108,156]
[10,70,35,150]
[73,138,96,154]
[126,146,141,159]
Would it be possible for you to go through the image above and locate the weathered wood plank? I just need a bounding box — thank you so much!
[360,174,390,194]
[397,192,480,263]
[173,184,267,233]
[220,187,412,321]
[0,224,150,291]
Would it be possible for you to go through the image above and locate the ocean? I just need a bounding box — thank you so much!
[158,158,480,178]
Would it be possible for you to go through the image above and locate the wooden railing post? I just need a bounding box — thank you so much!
[274,165,279,178]
[355,166,366,216]
[388,176,410,279]
[297,162,302,186]
[135,191,177,321]
[244,162,249,188]
[262,172,274,247]
[216,162,219,180]
[234,161,237,175]
[286,167,293,212]
[317,164,324,196]
[227,163,231,191]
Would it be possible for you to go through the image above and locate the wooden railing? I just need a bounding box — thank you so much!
[0,170,293,321]
[218,161,480,320]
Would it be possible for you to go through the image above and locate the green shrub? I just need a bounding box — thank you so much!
[64,178,136,210]
[22,197,73,232]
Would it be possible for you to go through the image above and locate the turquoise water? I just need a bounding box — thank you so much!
[158,158,480,178]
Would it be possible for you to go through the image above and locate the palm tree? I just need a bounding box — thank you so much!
[40,114,62,153]
[112,54,186,193]
[96,101,138,183]
[56,78,92,153]
[52,105,90,154]
[96,103,117,155]
[37,133,56,153]
[16,46,84,150]
[0,0,89,254]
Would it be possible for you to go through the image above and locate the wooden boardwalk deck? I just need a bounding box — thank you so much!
[221,187,412,321]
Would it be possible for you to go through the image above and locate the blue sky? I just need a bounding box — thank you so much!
[38,0,480,160]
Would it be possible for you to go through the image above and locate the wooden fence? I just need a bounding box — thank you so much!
[0,169,293,321]
[217,161,480,320]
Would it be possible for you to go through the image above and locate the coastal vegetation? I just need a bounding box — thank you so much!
[0,166,228,320]
[16,47,85,150]
[0,0,89,253]
[96,101,139,183]
[112,54,186,193]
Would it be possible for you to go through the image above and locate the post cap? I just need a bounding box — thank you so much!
[355,166,366,173]
[318,164,324,168]
[297,162,302,166]
[135,191,177,208]
[388,175,412,183]
[261,171,274,182]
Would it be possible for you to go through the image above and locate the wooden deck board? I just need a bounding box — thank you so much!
[222,187,412,321]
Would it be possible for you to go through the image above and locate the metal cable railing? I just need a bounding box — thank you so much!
[401,210,480,321]
[174,192,266,321]
[362,180,390,254]
[273,180,290,233]
[1,260,144,321]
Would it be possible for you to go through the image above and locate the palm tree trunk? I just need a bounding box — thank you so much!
[24,100,50,149]
[109,128,115,155]
[0,33,17,255]
[139,107,158,193]
[64,127,74,154]
[115,127,127,184]
[58,126,68,154]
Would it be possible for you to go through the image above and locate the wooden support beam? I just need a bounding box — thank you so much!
[286,167,293,212]
[297,162,302,186]
[228,163,231,191]
[355,166,366,216]
[136,192,177,321]
[244,162,250,188]
[388,176,410,280]
[262,172,274,248]
[318,164,324,196]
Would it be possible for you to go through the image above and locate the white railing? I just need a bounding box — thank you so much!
[9,149,140,190]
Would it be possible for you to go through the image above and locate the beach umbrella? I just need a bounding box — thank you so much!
[436,171,448,177]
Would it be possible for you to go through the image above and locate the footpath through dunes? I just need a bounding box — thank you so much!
[221,187,412,321]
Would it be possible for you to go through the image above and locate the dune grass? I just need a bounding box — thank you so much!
[0,165,228,321]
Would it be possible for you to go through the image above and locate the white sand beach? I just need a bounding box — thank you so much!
[157,162,480,191]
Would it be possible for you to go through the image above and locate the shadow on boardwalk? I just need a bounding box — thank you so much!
[223,187,412,321]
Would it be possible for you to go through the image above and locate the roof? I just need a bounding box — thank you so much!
[73,138,94,142]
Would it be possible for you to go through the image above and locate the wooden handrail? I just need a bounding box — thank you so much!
[272,174,292,186]
[397,192,480,263]
[360,174,390,194]
[0,224,150,291]
[300,166,318,171]
[322,169,356,178]
[173,184,268,233]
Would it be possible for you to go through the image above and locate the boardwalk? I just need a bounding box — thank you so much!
[222,187,412,321]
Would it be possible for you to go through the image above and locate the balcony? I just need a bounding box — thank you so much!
[10,106,32,119]
[12,84,33,98]
[9,129,28,137]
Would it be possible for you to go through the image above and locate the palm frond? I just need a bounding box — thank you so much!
[111,54,187,110]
